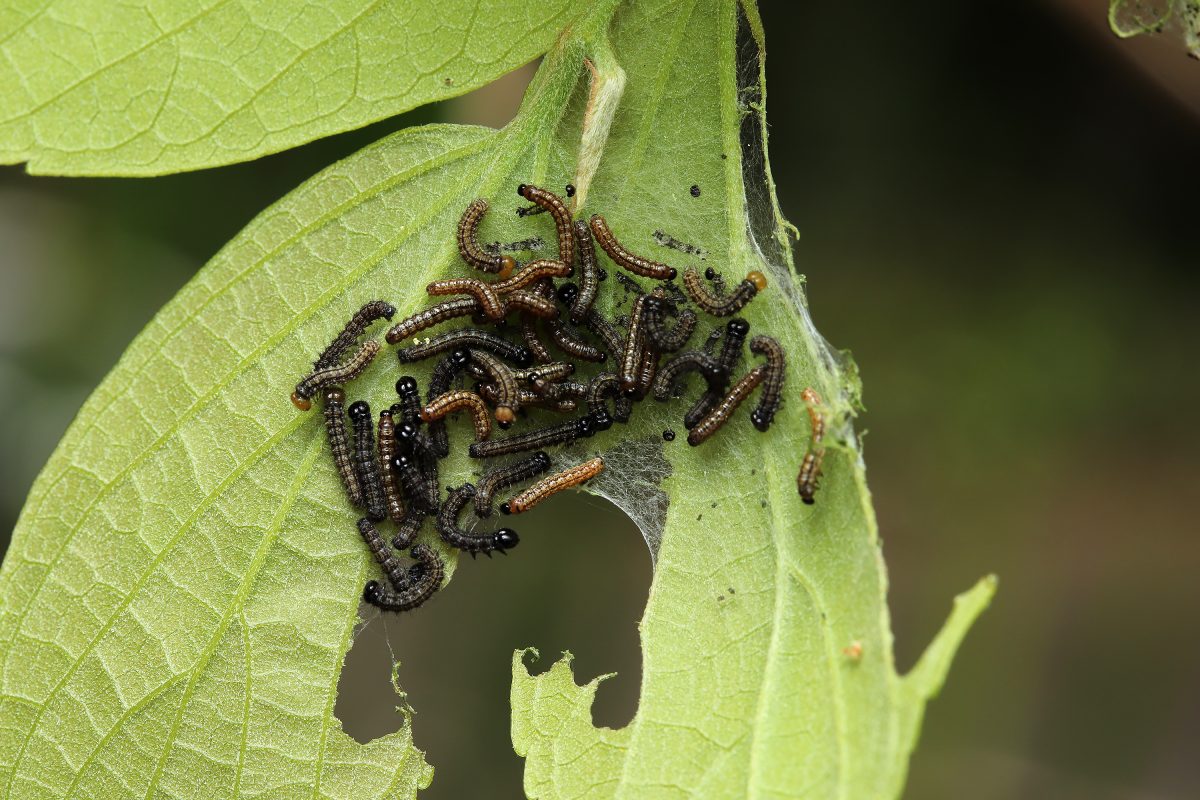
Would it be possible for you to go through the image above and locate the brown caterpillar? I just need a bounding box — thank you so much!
[548,319,606,363]
[362,543,445,612]
[687,365,767,446]
[749,335,786,432]
[634,346,659,401]
[571,220,600,323]
[589,214,676,280]
[517,184,575,264]
[474,452,553,517]
[501,457,605,515]
[314,300,395,371]
[489,259,573,293]
[424,350,471,457]
[436,483,519,556]
[797,387,827,505]
[426,277,506,321]
[478,383,579,412]
[292,339,379,409]
[469,349,519,426]
[385,297,479,344]
[420,390,492,441]
[376,409,406,523]
[348,400,387,522]
[396,329,533,367]
[458,199,516,278]
[504,289,560,319]
[682,267,766,316]
[322,387,363,507]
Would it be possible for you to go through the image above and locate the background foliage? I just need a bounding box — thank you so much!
[1,1,1197,799]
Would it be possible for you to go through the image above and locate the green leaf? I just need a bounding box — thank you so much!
[0,0,994,798]
[0,0,586,176]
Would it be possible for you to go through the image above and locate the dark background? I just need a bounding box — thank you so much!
[1,1,1197,797]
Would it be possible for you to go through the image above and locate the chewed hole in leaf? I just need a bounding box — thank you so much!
[336,492,650,786]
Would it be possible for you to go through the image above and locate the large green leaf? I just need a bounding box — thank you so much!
[0,0,994,797]
[0,0,585,176]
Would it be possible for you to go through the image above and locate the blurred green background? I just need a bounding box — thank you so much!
[2,2,1198,798]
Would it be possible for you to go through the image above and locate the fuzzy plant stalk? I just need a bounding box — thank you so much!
[0,1,995,798]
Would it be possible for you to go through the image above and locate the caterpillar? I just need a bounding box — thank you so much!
[376,409,406,523]
[396,329,533,368]
[437,483,520,556]
[357,517,407,589]
[619,292,651,392]
[393,375,424,427]
[633,345,659,401]
[687,365,767,446]
[385,297,479,345]
[420,390,492,441]
[517,184,575,264]
[474,452,553,517]
[425,349,472,456]
[582,307,626,359]
[468,412,606,458]
[426,277,506,321]
[458,198,517,278]
[293,339,379,409]
[489,259,573,293]
[348,400,387,522]
[652,351,725,402]
[313,300,395,371]
[520,313,554,364]
[477,383,579,413]
[681,318,748,427]
[503,289,560,319]
[797,387,827,505]
[322,387,362,507]
[644,298,697,353]
[586,372,633,423]
[392,454,436,514]
[748,335,786,432]
[589,214,676,280]
[682,266,766,316]
[501,457,605,515]
[391,513,425,550]
[362,543,445,612]
[571,220,600,323]
[512,362,575,384]
[548,318,607,363]
[469,349,520,426]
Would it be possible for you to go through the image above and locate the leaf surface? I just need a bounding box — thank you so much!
[0,1,993,798]
[0,0,585,175]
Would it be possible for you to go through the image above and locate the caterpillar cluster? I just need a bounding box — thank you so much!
[289,184,813,614]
